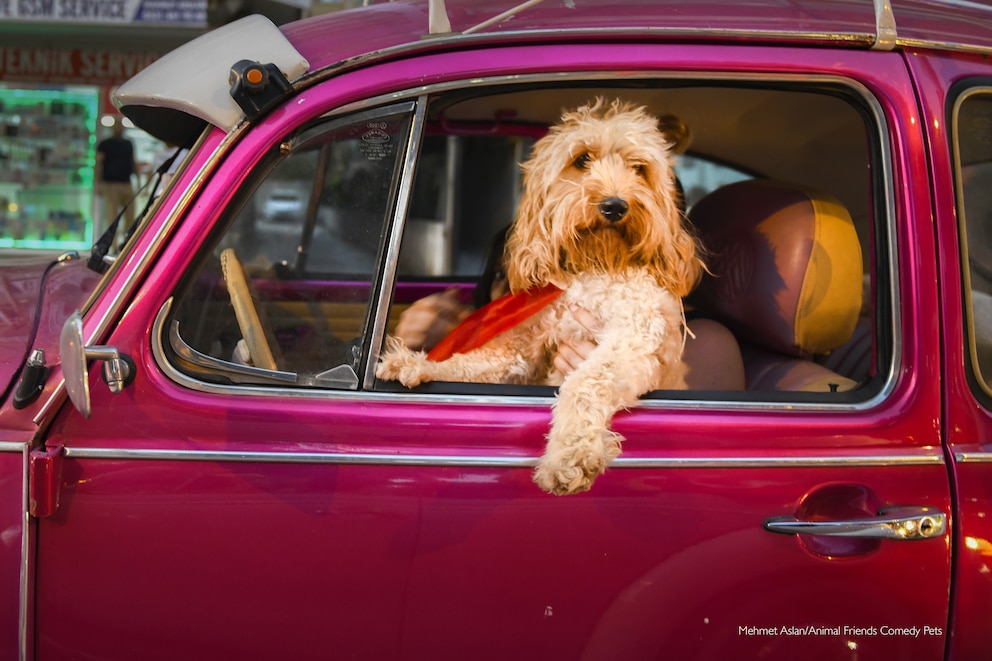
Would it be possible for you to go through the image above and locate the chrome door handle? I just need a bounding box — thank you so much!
[764,506,946,540]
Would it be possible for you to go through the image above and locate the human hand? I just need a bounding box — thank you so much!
[553,305,602,375]
[555,305,666,394]
[393,287,471,351]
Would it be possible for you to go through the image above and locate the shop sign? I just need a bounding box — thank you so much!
[0,0,206,26]
[0,47,162,87]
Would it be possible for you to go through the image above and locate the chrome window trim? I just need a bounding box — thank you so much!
[362,96,429,389]
[168,316,299,385]
[0,441,27,452]
[951,86,992,401]
[150,69,898,414]
[62,445,944,468]
[295,32,878,96]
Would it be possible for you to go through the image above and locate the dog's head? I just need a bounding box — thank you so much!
[505,98,704,298]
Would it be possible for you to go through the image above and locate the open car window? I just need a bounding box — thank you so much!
[380,84,878,399]
[159,81,882,400]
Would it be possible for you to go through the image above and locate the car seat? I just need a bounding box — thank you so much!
[687,179,864,392]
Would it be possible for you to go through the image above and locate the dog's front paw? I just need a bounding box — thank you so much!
[376,339,432,388]
[533,428,622,495]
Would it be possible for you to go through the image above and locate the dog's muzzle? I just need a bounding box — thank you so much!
[598,197,628,223]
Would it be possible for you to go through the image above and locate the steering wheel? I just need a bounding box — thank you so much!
[220,248,280,371]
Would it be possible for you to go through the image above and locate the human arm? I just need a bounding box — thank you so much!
[392,287,472,351]
[554,305,745,391]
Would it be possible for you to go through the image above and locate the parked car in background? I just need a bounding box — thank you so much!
[3,1,992,658]
[258,184,307,223]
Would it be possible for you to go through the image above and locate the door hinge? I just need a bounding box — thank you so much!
[29,444,64,518]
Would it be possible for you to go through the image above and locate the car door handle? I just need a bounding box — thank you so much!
[764,506,946,540]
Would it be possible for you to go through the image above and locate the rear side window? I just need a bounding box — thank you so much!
[954,89,992,393]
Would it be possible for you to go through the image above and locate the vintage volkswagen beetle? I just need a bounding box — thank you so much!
[3,0,992,658]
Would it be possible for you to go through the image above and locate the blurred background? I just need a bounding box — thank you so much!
[0,0,364,251]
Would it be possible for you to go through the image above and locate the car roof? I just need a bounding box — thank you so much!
[114,0,992,143]
[284,0,992,64]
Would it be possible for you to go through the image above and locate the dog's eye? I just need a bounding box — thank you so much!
[573,153,591,170]
[633,163,647,176]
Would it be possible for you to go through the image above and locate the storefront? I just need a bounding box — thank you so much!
[0,85,99,250]
[0,1,208,251]
[0,0,340,251]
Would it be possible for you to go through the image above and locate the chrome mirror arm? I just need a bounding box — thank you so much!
[85,346,136,394]
[60,311,136,418]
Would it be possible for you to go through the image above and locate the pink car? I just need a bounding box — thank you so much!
[3,1,991,658]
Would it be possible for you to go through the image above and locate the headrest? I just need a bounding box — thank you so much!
[688,180,862,358]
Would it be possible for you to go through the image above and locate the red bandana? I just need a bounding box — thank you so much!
[427,284,563,361]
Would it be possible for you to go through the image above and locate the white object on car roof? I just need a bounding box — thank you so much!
[113,15,309,143]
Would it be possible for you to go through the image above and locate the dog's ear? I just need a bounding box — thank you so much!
[505,168,557,292]
[657,114,691,155]
[658,213,706,299]
[643,163,706,299]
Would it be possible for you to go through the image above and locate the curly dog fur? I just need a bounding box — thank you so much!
[377,98,704,494]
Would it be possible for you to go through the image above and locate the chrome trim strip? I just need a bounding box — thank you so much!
[150,70,897,414]
[952,87,992,401]
[955,452,992,463]
[294,30,879,96]
[877,71,902,407]
[363,96,428,389]
[62,446,943,468]
[168,314,298,385]
[0,441,27,452]
[896,36,992,56]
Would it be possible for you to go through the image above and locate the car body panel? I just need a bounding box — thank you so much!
[0,448,24,658]
[4,0,991,658]
[893,0,992,53]
[0,256,101,408]
[904,47,992,659]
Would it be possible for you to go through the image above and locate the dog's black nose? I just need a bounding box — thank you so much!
[598,197,628,222]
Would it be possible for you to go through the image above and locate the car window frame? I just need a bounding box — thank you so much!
[152,69,896,412]
[950,81,992,401]
[160,100,423,390]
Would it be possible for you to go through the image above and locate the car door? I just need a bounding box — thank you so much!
[31,46,952,660]
[920,53,992,659]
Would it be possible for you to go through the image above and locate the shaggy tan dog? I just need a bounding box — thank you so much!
[377,98,704,494]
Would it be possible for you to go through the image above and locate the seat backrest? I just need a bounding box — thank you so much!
[688,180,864,391]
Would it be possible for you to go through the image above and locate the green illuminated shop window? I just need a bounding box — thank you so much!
[0,85,99,250]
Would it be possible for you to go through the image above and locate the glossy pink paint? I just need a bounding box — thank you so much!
[3,0,989,657]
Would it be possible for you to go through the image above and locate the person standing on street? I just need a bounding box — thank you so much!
[95,120,136,247]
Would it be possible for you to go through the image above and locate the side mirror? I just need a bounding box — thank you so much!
[60,311,136,418]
